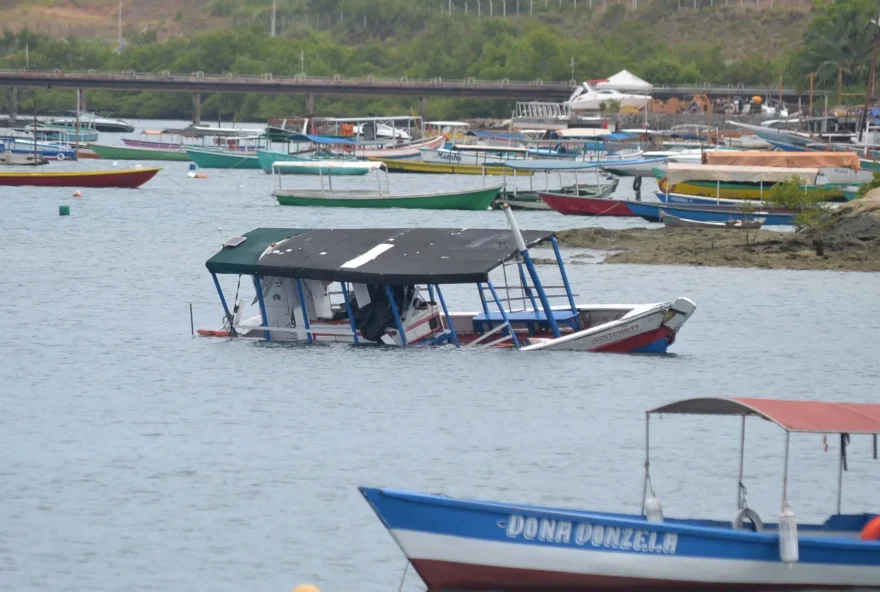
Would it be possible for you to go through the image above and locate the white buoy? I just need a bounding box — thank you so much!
[72,190,82,198]
[645,495,664,522]
[112,161,119,167]
[779,504,799,564]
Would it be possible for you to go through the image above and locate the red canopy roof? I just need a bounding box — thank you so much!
[649,397,880,434]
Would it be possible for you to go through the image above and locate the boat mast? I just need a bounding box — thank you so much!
[75,89,81,161]
[860,3,880,147]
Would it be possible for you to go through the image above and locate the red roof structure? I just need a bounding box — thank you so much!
[649,397,880,434]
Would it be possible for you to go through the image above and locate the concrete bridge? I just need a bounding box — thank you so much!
[0,69,828,124]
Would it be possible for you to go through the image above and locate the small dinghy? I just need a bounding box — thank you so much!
[661,211,765,229]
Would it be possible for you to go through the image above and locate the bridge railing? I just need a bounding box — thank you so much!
[0,69,826,95]
[0,68,579,89]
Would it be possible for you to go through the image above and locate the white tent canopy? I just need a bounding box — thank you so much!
[595,70,653,94]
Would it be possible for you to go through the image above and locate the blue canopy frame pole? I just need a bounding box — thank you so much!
[517,261,539,312]
[486,279,520,349]
[501,205,560,338]
[434,284,460,348]
[252,275,271,341]
[295,279,312,344]
[211,272,237,336]
[551,237,578,316]
[385,285,407,345]
[476,282,490,315]
[341,282,359,344]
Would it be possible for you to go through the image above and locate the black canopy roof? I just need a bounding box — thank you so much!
[206,227,555,285]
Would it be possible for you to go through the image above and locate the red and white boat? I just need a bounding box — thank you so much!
[0,167,160,188]
[343,135,445,159]
[539,191,636,216]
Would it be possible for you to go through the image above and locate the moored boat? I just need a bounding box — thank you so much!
[0,167,160,188]
[201,207,695,351]
[256,148,364,175]
[540,192,634,216]
[88,143,192,161]
[1,151,49,166]
[499,160,620,210]
[661,211,765,229]
[273,161,501,209]
[360,396,880,592]
[377,158,530,176]
[626,201,794,226]
[184,146,262,169]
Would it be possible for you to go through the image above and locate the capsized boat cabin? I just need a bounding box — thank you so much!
[202,207,695,353]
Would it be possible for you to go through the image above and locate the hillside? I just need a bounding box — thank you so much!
[1,0,810,60]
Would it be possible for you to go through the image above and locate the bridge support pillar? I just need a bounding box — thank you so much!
[418,96,428,119]
[9,87,17,120]
[306,94,315,114]
[192,93,202,125]
[78,89,87,112]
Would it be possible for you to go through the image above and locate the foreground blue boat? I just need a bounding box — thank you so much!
[360,397,880,592]
[626,200,794,226]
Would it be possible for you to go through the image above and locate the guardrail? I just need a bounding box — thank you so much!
[0,69,829,95]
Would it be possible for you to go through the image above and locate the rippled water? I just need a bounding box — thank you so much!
[1,121,879,592]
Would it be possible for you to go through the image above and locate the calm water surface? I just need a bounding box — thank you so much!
[1,121,879,591]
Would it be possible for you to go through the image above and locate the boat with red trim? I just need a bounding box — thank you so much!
[0,166,160,188]
[361,397,880,592]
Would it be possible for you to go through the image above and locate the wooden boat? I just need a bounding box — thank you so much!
[0,136,78,161]
[360,397,880,592]
[89,143,192,161]
[200,208,695,351]
[540,193,634,216]
[273,161,501,210]
[656,190,768,208]
[341,134,444,159]
[372,158,523,176]
[184,146,262,169]
[1,151,49,166]
[25,123,99,143]
[626,201,794,226]
[256,149,365,175]
[0,167,160,188]
[498,159,619,210]
[661,211,765,229]
[656,162,871,202]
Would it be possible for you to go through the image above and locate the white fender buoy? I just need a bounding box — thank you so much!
[779,504,799,564]
[645,495,664,522]
[112,161,119,167]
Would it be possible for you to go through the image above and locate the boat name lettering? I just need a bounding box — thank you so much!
[502,515,677,554]
[592,323,639,344]
[437,151,462,163]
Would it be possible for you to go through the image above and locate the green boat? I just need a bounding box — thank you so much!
[257,150,369,175]
[184,146,262,169]
[89,143,192,161]
[273,162,501,210]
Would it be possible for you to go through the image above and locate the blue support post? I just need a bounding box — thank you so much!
[476,282,490,315]
[427,284,435,302]
[487,279,520,349]
[385,284,407,346]
[252,275,271,341]
[295,279,312,344]
[341,282,359,344]
[552,237,578,315]
[211,273,237,336]
[517,261,539,312]
[521,250,561,338]
[434,284,460,348]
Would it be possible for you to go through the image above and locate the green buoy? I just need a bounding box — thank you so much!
[59,205,70,216]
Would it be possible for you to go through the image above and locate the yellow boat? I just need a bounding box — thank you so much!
[371,158,533,176]
[657,177,843,200]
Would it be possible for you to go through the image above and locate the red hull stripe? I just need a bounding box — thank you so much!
[409,559,854,592]
[591,326,668,353]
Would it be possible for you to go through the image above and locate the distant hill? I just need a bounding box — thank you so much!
[1,0,810,60]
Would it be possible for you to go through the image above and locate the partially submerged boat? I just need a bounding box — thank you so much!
[272,161,501,209]
[201,206,695,352]
[360,396,880,591]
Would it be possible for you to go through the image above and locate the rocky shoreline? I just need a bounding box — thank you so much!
[555,193,880,272]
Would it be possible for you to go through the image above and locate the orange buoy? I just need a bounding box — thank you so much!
[860,515,880,540]
[195,173,209,179]
[197,329,231,337]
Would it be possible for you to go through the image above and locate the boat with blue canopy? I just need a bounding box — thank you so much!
[200,205,695,352]
[360,397,880,592]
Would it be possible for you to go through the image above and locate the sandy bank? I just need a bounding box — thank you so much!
[555,193,880,272]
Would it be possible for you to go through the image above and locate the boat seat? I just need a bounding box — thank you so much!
[472,309,579,334]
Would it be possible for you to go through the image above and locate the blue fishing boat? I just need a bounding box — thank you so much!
[0,136,77,161]
[625,201,794,226]
[656,191,767,208]
[360,397,880,592]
